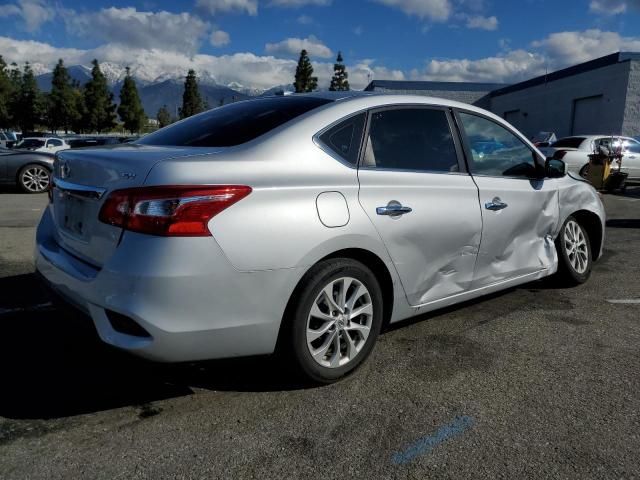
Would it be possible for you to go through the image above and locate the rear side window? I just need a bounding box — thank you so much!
[48,139,63,147]
[138,97,333,147]
[362,108,459,172]
[552,137,585,149]
[318,113,366,166]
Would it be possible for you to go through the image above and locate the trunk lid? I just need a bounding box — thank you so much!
[50,144,225,267]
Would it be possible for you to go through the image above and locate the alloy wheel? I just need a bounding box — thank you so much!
[306,276,373,368]
[21,166,50,192]
[563,220,589,274]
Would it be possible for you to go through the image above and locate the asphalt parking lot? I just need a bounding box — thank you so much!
[1,186,639,479]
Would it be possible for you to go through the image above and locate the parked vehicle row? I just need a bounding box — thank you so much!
[540,135,640,181]
[0,147,54,192]
[36,93,605,383]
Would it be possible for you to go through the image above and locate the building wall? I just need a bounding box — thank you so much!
[372,87,493,109]
[621,61,640,137]
[489,62,631,138]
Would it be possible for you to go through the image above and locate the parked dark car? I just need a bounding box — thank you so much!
[0,147,54,193]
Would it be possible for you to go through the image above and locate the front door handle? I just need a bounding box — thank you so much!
[485,197,508,211]
[376,204,412,216]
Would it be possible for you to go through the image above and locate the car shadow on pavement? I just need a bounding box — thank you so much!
[606,219,640,228]
[0,273,305,420]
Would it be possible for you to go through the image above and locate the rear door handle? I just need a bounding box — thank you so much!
[484,197,508,211]
[376,205,412,216]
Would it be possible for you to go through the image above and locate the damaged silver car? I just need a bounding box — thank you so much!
[36,93,605,383]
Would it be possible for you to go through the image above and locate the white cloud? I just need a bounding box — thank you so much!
[265,35,333,58]
[195,0,258,15]
[210,29,231,47]
[373,0,452,21]
[465,14,497,30]
[296,14,313,24]
[532,29,640,67]
[0,0,54,32]
[269,0,331,6]
[589,0,636,14]
[64,7,209,55]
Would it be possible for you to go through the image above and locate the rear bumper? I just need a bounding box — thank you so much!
[35,207,303,362]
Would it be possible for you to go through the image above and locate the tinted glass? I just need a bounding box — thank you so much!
[459,112,537,178]
[138,97,333,147]
[363,108,459,172]
[552,137,586,149]
[17,139,45,149]
[318,113,365,166]
[48,139,63,146]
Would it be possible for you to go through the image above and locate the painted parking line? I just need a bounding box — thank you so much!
[392,415,475,465]
[606,299,640,304]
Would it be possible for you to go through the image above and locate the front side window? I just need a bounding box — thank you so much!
[624,139,640,154]
[459,112,537,178]
[362,108,459,173]
[138,97,333,148]
[318,113,365,166]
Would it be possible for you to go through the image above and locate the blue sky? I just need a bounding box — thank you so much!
[1,0,639,90]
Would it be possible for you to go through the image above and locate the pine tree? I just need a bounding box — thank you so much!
[293,49,318,93]
[329,52,350,92]
[118,67,146,134]
[70,83,87,134]
[157,105,172,128]
[12,63,43,133]
[180,69,204,119]
[48,59,78,133]
[0,56,14,129]
[84,59,117,133]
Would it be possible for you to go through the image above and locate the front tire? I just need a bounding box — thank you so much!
[284,258,383,384]
[18,164,50,193]
[555,215,592,285]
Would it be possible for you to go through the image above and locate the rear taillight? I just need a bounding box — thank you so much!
[98,185,252,236]
[553,150,567,160]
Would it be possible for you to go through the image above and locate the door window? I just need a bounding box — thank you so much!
[363,108,459,173]
[459,112,538,178]
[48,139,63,147]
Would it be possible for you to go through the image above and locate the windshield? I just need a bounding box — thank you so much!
[16,139,46,149]
[138,97,333,147]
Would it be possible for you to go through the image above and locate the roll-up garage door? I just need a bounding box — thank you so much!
[572,95,603,135]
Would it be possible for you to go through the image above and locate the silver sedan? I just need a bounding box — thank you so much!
[36,93,605,383]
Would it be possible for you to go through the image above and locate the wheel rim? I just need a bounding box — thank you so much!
[21,166,49,192]
[563,220,589,274]
[306,276,373,368]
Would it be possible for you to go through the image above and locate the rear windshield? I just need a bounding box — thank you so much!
[551,137,585,149]
[138,97,333,147]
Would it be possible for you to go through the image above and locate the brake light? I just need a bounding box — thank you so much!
[98,185,252,236]
[553,150,567,160]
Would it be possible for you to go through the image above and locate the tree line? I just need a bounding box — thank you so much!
[0,57,145,134]
[0,50,351,135]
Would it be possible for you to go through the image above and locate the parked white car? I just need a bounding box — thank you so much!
[15,137,70,154]
[541,135,640,181]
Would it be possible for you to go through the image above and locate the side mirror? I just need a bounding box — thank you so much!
[545,158,567,178]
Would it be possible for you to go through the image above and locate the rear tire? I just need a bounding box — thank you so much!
[282,258,383,384]
[18,164,50,193]
[554,215,592,286]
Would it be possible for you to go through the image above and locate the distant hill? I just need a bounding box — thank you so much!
[138,80,250,118]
